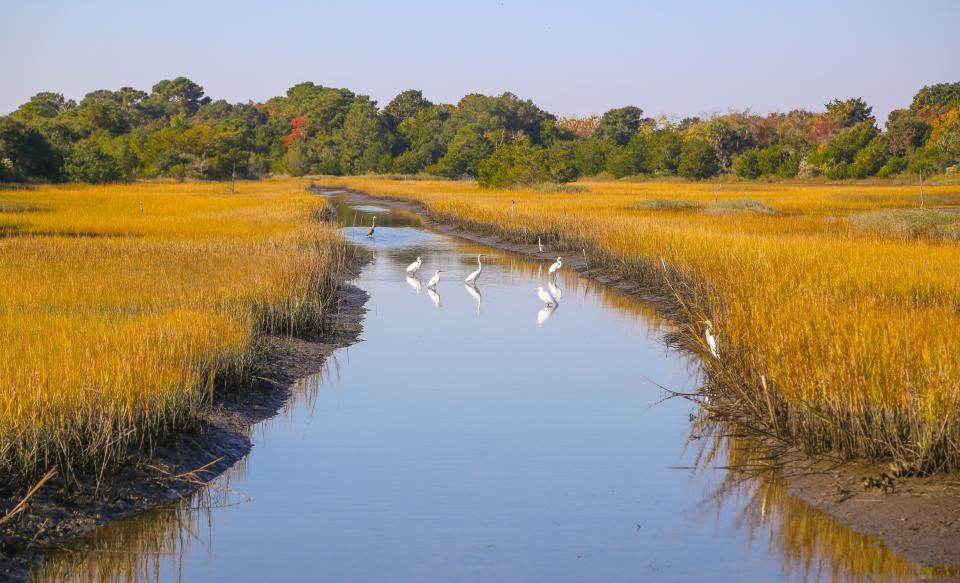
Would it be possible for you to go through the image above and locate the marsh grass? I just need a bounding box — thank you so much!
[0,180,345,490]
[849,208,960,241]
[318,176,960,473]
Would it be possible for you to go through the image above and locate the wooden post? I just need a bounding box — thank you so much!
[230,162,237,194]
[919,170,924,209]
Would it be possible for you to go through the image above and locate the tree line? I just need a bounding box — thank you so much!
[1,77,958,187]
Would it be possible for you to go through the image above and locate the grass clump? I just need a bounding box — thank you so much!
[0,180,345,489]
[849,208,960,241]
[530,182,588,193]
[704,197,778,215]
[636,198,702,211]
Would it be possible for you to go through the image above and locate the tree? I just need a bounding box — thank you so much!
[557,115,601,139]
[338,96,389,174]
[825,97,874,128]
[811,121,879,178]
[705,118,754,171]
[63,138,123,183]
[477,144,550,188]
[605,133,650,177]
[594,106,644,146]
[428,123,492,178]
[0,116,60,180]
[13,92,75,122]
[678,138,718,179]
[384,90,433,128]
[148,77,210,117]
[909,82,960,118]
[649,127,683,175]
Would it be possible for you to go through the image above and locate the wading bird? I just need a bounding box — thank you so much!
[465,254,485,285]
[536,286,558,306]
[703,320,719,359]
[427,269,442,288]
[406,256,422,276]
[366,216,377,237]
[548,256,563,277]
[537,237,544,254]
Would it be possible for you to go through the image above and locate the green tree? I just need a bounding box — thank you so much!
[13,92,75,122]
[384,89,433,128]
[594,106,644,146]
[428,123,493,178]
[63,137,123,183]
[649,127,683,175]
[477,144,550,188]
[678,138,719,179]
[825,97,874,128]
[0,116,60,180]
[338,96,389,174]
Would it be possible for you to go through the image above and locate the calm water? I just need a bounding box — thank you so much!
[32,192,942,582]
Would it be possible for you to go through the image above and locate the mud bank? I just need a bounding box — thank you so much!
[0,278,368,582]
[318,185,960,573]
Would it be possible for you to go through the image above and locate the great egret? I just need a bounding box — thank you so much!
[537,237,544,253]
[536,286,558,306]
[548,256,563,276]
[406,256,422,275]
[405,275,422,295]
[465,254,485,284]
[703,320,720,359]
[366,216,377,237]
[427,287,441,308]
[547,280,563,301]
[427,269,442,288]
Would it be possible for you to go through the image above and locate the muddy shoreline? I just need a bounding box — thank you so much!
[317,185,960,572]
[0,273,368,582]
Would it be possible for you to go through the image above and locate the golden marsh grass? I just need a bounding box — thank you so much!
[319,177,960,471]
[0,180,344,488]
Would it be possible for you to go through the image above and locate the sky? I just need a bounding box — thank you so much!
[2,0,958,124]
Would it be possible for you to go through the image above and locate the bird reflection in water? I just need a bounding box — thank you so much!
[405,276,422,295]
[464,284,482,315]
[427,287,441,308]
[537,305,557,326]
[547,279,563,302]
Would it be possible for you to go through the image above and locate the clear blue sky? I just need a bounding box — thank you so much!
[2,0,958,124]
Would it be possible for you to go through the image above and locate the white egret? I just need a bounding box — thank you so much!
[547,280,562,302]
[465,254,485,285]
[464,283,482,315]
[427,269,442,288]
[536,286,558,306]
[406,256,422,275]
[537,236,544,254]
[548,256,563,277]
[427,287,441,308]
[405,275,422,295]
[366,216,377,237]
[703,320,720,359]
[536,305,557,326]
